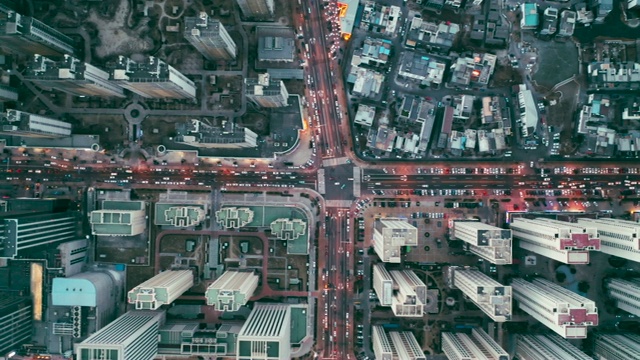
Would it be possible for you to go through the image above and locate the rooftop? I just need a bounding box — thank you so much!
[257,26,295,62]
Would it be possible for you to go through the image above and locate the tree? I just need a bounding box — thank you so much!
[578,281,590,293]
[555,272,566,282]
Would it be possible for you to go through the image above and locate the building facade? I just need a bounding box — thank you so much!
[446,266,512,322]
[205,270,259,312]
[512,278,598,338]
[110,56,196,99]
[245,73,289,108]
[25,54,125,98]
[75,310,166,360]
[372,218,418,263]
[89,200,146,237]
[128,270,194,310]
[605,278,640,317]
[236,303,291,360]
[372,264,426,317]
[235,0,275,18]
[442,328,508,360]
[515,334,593,360]
[510,218,600,264]
[1,109,72,138]
[0,11,75,56]
[372,325,425,360]
[577,218,640,261]
[452,221,512,264]
[184,12,237,61]
[0,294,32,356]
[594,333,640,360]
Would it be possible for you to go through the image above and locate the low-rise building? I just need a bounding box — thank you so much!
[354,104,376,127]
[448,53,497,88]
[90,200,146,237]
[404,18,459,53]
[257,26,295,63]
[521,3,539,30]
[593,0,613,23]
[540,7,559,35]
[517,84,538,137]
[0,109,72,138]
[348,66,384,98]
[360,2,401,36]
[587,61,640,90]
[351,37,392,67]
[398,51,446,87]
[366,124,397,153]
[558,10,577,37]
[175,119,258,149]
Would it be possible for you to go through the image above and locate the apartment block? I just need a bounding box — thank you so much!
[577,218,640,261]
[605,278,640,317]
[442,328,508,360]
[184,12,237,61]
[446,266,512,322]
[25,54,125,98]
[235,0,274,18]
[372,264,426,317]
[0,109,72,138]
[515,334,593,360]
[110,56,196,99]
[594,333,640,360]
[372,325,425,360]
[452,220,512,264]
[512,278,598,338]
[372,218,418,263]
[205,270,259,311]
[128,270,194,310]
[510,218,600,264]
[75,310,166,360]
[245,73,289,108]
[0,11,75,56]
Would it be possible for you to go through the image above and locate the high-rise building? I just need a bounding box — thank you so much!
[605,278,640,317]
[175,119,258,149]
[441,328,508,360]
[75,310,165,360]
[512,278,598,338]
[452,220,512,264]
[594,333,640,360]
[0,84,18,102]
[515,334,593,360]
[52,269,124,336]
[89,200,146,237]
[245,73,289,108]
[0,211,79,259]
[577,218,640,261]
[0,11,76,56]
[372,217,418,263]
[236,303,291,360]
[0,293,32,356]
[110,56,196,99]
[446,266,512,322]
[128,270,194,310]
[510,218,600,264]
[235,0,275,18]
[372,325,426,360]
[0,109,72,138]
[25,54,125,98]
[205,270,259,312]
[372,264,426,317]
[184,12,237,61]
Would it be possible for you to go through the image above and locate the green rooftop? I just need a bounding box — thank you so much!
[290,305,308,344]
[523,3,539,27]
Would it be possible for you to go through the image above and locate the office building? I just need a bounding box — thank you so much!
[184,12,237,61]
[110,56,196,99]
[75,310,165,360]
[442,328,508,360]
[52,269,124,336]
[605,278,640,317]
[89,200,146,237]
[594,333,640,360]
[577,218,640,261]
[1,211,79,259]
[25,54,125,98]
[157,322,242,357]
[372,218,418,263]
[55,238,88,276]
[510,218,600,264]
[446,266,511,322]
[372,325,425,360]
[0,294,32,356]
[0,109,72,138]
[512,278,598,338]
[205,270,259,312]
[236,303,291,360]
[245,73,289,108]
[0,11,75,56]
[452,221,512,264]
[515,334,593,360]
[373,264,426,317]
[175,119,258,149]
[128,270,194,310]
[235,0,274,18]
[257,26,295,63]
